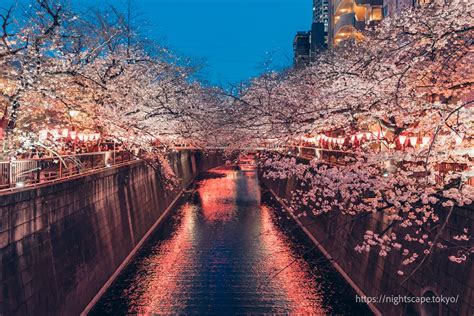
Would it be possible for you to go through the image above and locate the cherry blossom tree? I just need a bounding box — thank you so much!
[229,0,473,277]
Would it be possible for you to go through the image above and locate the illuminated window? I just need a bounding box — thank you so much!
[370,7,383,20]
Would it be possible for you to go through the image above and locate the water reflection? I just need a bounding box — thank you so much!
[90,167,372,315]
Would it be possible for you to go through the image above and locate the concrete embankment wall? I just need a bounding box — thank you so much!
[259,171,473,316]
[0,150,223,316]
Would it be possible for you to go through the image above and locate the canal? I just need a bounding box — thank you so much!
[90,166,372,315]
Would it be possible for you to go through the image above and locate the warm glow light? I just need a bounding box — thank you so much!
[421,136,431,147]
[69,110,80,118]
[50,129,59,139]
[365,132,372,140]
[356,133,364,141]
[39,130,48,141]
[455,134,464,145]
[70,131,77,139]
[61,128,69,138]
[350,135,356,142]
[409,136,418,147]
[399,135,407,146]
[15,181,25,188]
[77,133,84,141]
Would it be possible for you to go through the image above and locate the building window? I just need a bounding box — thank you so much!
[371,7,383,21]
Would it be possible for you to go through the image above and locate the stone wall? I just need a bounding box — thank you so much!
[260,171,473,316]
[0,150,223,316]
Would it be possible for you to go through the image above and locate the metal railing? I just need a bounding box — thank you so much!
[0,151,134,191]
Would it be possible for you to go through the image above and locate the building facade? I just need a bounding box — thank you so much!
[293,31,311,67]
[312,0,330,49]
[328,0,384,47]
[293,0,420,65]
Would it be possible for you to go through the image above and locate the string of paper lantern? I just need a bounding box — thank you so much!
[298,130,465,149]
[38,128,101,142]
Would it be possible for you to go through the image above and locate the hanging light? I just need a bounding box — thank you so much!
[350,135,356,142]
[409,136,418,147]
[69,110,80,118]
[455,134,464,145]
[399,135,407,146]
[77,133,84,141]
[421,136,431,147]
[379,130,387,139]
[50,129,59,139]
[39,130,48,141]
[61,128,69,138]
[365,132,372,140]
[338,137,345,145]
[69,131,77,139]
[438,135,447,145]
[356,133,364,141]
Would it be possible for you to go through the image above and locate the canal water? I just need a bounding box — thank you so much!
[90,167,372,315]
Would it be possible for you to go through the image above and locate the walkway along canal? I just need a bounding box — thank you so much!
[89,166,372,314]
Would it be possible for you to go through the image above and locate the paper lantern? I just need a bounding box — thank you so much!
[61,128,69,138]
[77,133,84,141]
[356,133,364,141]
[365,132,372,140]
[421,136,431,147]
[69,131,77,139]
[399,135,407,146]
[438,135,447,145]
[455,134,464,145]
[39,130,48,141]
[409,137,418,147]
[350,135,356,142]
[50,129,59,139]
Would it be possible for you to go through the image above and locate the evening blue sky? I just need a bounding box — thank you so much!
[2,0,312,85]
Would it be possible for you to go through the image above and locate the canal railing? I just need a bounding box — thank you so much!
[0,151,135,192]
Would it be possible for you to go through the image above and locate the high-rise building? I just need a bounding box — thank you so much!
[328,0,384,46]
[293,31,311,67]
[312,0,329,48]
